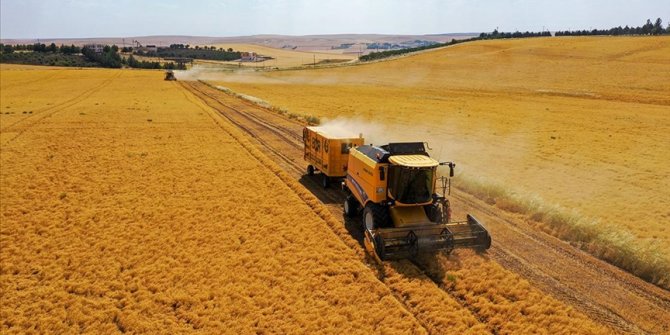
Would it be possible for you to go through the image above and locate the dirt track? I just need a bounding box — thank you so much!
[182,81,670,334]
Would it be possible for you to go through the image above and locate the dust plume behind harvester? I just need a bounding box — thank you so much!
[303,126,491,261]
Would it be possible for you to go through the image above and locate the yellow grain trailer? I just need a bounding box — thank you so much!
[303,126,364,187]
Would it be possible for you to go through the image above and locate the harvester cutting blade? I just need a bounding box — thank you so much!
[367,214,491,260]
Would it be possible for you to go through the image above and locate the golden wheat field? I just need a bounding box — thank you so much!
[0,66,423,333]
[0,64,612,333]
[212,43,356,68]
[210,36,670,258]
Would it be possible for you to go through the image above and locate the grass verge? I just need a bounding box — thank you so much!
[456,174,670,290]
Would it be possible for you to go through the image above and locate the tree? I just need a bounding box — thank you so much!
[33,43,45,52]
[651,18,663,35]
[82,44,122,68]
[642,19,653,34]
[2,44,14,53]
[127,55,139,67]
[111,45,119,53]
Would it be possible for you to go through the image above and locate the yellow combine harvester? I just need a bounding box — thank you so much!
[342,142,491,260]
[164,70,176,81]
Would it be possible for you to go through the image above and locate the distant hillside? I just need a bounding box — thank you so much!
[0,33,477,53]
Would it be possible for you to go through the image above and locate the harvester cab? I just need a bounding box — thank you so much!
[164,70,176,81]
[342,142,491,261]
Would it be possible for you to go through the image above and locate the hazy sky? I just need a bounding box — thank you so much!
[1,0,668,38]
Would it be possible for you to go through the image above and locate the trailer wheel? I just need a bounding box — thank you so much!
[307,165,314,176]
[344,195,359,218]
[363,204,390,231]
[321,174,330,188]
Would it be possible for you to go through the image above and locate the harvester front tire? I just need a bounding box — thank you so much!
[307,165,315,176]
[344,196,359,218]
[426,202,448,224]
[363,204,390,231]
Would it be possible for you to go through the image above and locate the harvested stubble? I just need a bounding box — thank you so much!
[0,66,422,334]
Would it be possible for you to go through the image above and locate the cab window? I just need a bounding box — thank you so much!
[341,143,354,154]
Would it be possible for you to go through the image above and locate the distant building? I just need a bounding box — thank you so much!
[145,45,158,52]
[83,44,104,53]
[240,52,258,62]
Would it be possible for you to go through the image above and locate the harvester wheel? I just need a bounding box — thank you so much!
[307,165,314,176]
[374,233,386,261]
[425,203,446,223]
[344,195,359,217]
[321,174,330,188]
[363,204,390,231]
[478,234,492,252]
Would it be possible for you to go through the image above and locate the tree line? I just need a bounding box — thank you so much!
[479,30,551,39]
[555,18,668,36]
[168,44,234,52]
[360,17,668,62]
[1,43,185,69]
[2,43,82,54]
[138,45,241,62]
[359,37,479,62]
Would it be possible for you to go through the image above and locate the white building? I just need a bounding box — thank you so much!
[83,44,104,53]
[240,52,258,61]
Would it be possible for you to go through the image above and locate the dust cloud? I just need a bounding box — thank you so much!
[317,117,459,166]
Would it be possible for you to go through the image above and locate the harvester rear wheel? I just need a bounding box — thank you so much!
[344,195,359,217]
[307,165,314,176]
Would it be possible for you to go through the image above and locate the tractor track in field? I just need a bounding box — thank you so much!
[181,80,670,334]
[1,72,121,145]
[180,81,341,206]
[0,70,61,90]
